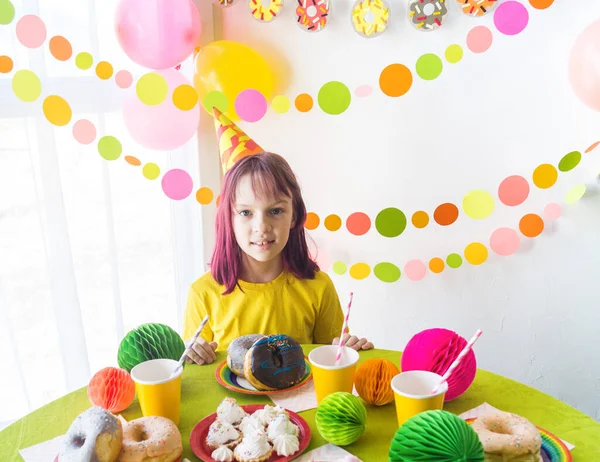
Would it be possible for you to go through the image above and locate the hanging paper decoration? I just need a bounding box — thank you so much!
[351,0,390,38]
[456,0,498,17]
[408,0,448,31]
[213,0,239,6]
[249,0,284,22]
[296,0,330,32]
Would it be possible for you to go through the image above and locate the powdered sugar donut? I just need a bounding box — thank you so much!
[456,0,498,16]
[296,0,330,32]
[249,0,284,22]
[408,0,448,31]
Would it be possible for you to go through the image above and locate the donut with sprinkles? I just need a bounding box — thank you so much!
[249,0,284,22]
[408,0,448,31]
[214,0,237,7]
[297,0,330,32]
[457,0,498,17]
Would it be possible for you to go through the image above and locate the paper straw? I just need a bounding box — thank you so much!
[335,292,354,366]
[431,329,482,395]
[171,314,209,376]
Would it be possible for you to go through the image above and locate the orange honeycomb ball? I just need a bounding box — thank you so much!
[355,358,399,406]
[88,367,135,413]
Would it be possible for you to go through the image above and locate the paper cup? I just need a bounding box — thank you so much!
[391,370,448,427]
[308,345,359,404]
[130,359,182,425]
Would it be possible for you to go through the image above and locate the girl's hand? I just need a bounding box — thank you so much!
[185,338,218,365]
[332,334,374,351]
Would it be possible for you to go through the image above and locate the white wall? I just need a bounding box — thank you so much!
[211,1,600,419]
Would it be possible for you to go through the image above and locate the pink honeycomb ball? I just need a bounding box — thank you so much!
[400,328,477,401]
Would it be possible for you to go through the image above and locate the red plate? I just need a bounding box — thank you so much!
[190,404,311,462]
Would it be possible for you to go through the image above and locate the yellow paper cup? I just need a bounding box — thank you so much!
[391,370,448,427]
[130,358,182,425]
[308,345,359,404]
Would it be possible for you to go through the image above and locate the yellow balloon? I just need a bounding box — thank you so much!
[194,40,274,121]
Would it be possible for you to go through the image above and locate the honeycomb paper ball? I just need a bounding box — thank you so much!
[389,410,484,462]
[88,367,135,413]
[354,358,399,406]
[316,392,367,446]
[117,323,185,372]
[401,328,476,401]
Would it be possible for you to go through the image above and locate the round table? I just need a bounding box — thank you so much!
[1,346,599,460]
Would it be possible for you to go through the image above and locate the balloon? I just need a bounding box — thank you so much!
[123,69,200,151]
[568,19,600,111]
[115,0,201,70]
[194,40,275,120]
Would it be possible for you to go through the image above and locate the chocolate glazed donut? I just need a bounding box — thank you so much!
[244,335,306,391]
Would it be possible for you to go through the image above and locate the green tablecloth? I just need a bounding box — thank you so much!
[1,346,599,461]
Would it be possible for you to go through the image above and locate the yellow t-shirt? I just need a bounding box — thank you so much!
[182,270,344,350]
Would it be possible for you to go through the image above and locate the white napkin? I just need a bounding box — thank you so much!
[267,381,359,413]
[19,434,64,462]
[295,443,362,461]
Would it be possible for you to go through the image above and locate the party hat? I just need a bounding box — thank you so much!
[212,107,264,174]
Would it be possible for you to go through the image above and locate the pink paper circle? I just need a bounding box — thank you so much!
[404,260,427,282]
[235,89,267,122]
[72,119,97,145]
[498,175,530,206]
[544,203,562,220]
[161,168,193,200]
[16,15,47,48]
[494,1,529,36]
[355,85,373,98]
[489,228,520,256]
[115,70,133,89]
[467,26,493,53]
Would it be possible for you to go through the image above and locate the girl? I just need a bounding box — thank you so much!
[183,152,373,365]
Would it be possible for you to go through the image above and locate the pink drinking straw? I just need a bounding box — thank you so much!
[431,329,483,395]
[334,292,354,366]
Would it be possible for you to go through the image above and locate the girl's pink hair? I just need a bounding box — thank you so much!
[210,152,319,294]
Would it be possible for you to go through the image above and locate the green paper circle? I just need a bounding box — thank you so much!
[75,52,93,70]
[12,70,42,102]
[374,262,401,283]
[98,136,122,161]
[332,261,347,275]
[558,151,581,172]
[0,0,15,25]
[416,54,443,80]
[203,90,229,114]
[375,208,407,238]
[445,44,464,64]
[446,253,463,268]
[316,392,367,446]
[318,81,352,115]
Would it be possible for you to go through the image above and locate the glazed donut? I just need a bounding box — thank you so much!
[471,411,542,461]
[351,0,390,38]
[408,0,448,31]
[59,407,122,462]
[243,334,306,391]
[119,416,183,462]
[227,334,264,377]
[249,0,283,22]
[296,0,330,32]
[457,0,497,16]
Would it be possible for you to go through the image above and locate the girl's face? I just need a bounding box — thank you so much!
[232,174,295,266]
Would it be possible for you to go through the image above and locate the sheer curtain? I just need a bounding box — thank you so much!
[0,0,209,424]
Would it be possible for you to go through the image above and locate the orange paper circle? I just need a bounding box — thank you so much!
[379,64,413,97]
[433,203,459,226]
[295,93,313,112]
[305,212,320,230]
[429,258,445,274]
[49,36,72,61]
[411,211,429,228]
[0,55,13,73]
[532,164,558,189]
[324,214,342,231]
[124,156,141,166]
[96,61,113,80]
[196,187,214,205]
[519,213,544,237]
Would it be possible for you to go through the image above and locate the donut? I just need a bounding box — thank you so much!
[243,334,306,391]
[351,0,390,38]
[249,0,284,22]
[471,411,542,461]
[59,407,122,462]
[118,416,183,462]
[457,0,497,16]
[408,0,448,31]
[227,334,264,377]
[296,0,330,32]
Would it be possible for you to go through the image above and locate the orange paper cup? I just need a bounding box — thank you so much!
[308,345,359,404]
[390,370,448,427]
[130,359,182,425]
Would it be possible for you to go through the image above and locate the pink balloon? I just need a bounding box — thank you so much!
[569,19,600,111]
[123,69,200,151]
[115,0,201,70]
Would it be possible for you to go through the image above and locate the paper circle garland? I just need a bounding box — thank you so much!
[117,323,185,373]
[316,392,367,446]
[400,328,477,401]
[87,367,135,413]
[389,410,484,461]
[354,358,399,406]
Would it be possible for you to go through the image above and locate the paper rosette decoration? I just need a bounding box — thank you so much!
[316,392,367,446]
[117,323,185,373]
[401,328,476,401]
[354,358,399,406]
[88,367,135,413]
[389,410,484,462]
[213,107,264,174]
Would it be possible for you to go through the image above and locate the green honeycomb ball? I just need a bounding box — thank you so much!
[316,392,367,446]
[117,323,185,373]
[389,410,484,462]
